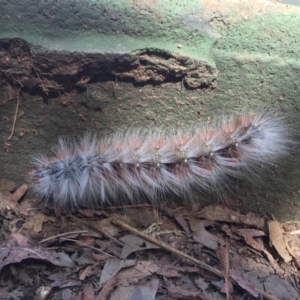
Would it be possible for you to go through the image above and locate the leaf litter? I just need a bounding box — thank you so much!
[0,177,300,299]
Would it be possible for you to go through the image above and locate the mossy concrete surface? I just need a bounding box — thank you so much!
[0,0,217,64]
[0,0,300,220]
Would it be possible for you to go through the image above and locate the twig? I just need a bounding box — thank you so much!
[39,230,89,243]
[61,238,113,257]
[111,217,281,300]
[7,87,22,141]
[70,216,125,247]
[34,69,47,94]
[29,64,48,94]
[112,217,223,277]
[12,78,23,87]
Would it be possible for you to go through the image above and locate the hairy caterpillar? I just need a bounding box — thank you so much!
[31,111,294,210]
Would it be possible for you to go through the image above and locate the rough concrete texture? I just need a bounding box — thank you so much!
[0,0,300,220]
[0,0,217,64]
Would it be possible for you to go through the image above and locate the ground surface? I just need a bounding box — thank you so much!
[1,178,300,300]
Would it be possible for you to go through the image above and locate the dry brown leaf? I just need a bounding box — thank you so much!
[80,284,95,300]
[268,220,292,263]
[242,235,282,273]
[92,253,111,262]
[234,228,265,238]
[21,78,40,89]
[96,277,119,300]
[10,184,28,202]
[76,236,96,247]
[0,178,16,192]
[79,265,100,281]
[156,264,201,278]
[117,260,159,285]
[216,242,232,298]
[57,280,82,289]
[74,217,121,238]
[119,234,160,259]
[197,205,265,229]
[163,207,190,233]
[229,269,259,298]
[264,275,299,299]
[195,278,224,300]
[0,191,28,216]
[0,233,73,272]
[109,278,159,300]
[165,280,206,300]
[99,258,136,288]
[190,218,224,250]
[23,211,49,232]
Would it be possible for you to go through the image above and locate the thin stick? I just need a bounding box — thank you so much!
[39,230,89,243]
[7,87,21,141]
[111,217,280,300]
[112,217,223,277]
[70,216,125,247]
[61,238,113,257]
[34,69,47,94]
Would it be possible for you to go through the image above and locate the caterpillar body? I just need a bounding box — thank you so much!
[31,111,294,210]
